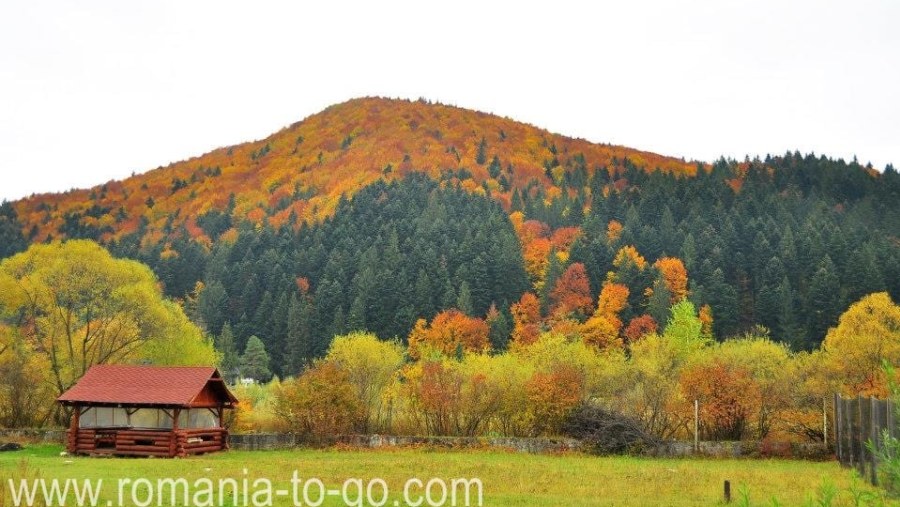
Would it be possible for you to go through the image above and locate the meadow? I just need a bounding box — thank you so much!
[0,445,893,507]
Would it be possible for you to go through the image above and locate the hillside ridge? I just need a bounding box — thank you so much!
[12,97,701,244]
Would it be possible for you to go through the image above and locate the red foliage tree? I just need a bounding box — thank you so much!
[550,263,593,317]
[623,315,658,343]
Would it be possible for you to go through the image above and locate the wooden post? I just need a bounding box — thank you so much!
[694,399,699,453]
[846,395,855,468]
[834,393,842,464]
[823,397,828,447]
[218,406,226,451]
[171,408,181,458]
[885,398,894,444]
[857,396,865,477]
[871,396,879,486]
[723,480,731,503]
[68,405,80,453]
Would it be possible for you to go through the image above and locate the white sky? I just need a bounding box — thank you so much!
[1,1,898,202]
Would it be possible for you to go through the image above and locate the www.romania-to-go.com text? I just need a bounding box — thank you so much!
[6,470,484,507]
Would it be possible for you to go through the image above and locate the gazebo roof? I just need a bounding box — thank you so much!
[57,365,238,407]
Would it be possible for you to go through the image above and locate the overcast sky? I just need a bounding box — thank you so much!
[1,1,898,202]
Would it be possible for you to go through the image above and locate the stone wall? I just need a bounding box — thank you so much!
[0,429,65,443]
[228,433,299,450]
[227,433,579,453]
[0,429,831,459]
[649,440,833,460]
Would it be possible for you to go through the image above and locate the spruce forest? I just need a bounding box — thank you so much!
[1,97,898,382]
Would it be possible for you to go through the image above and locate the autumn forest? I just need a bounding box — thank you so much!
[0,97,898,441]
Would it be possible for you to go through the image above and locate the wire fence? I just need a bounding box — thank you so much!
[834,393,895,486]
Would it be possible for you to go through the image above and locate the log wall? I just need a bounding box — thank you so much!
[65,428,228,457]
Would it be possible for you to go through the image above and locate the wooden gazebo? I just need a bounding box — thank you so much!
[58,365,238,457]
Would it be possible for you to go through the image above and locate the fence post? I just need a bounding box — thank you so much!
[824,397,828,447]
[844,398,857,467]
[834,393,842,464]
[885,398,894,446]
[855,394,866,477]
[694,399,699,453]
[871,396,879,486]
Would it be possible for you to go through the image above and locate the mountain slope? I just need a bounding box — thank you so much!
[12,97,699,245]
[3,97,899,366]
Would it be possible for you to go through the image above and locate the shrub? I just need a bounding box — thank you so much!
[562,403,660,455]
[273,362,363,441]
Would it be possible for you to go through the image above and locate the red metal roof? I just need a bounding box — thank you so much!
[57,365,238,407]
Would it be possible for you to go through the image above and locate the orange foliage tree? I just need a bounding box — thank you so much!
[698,304,714,340]
[525,365,584,436]
[549,263,593,317]
[512,217,552,287]
[510,293,542,348]
[406,360,464,435]
[606,220,623,244]
[653,257,689,303]
[580,281,630,350]
[595,282,630,331]
[549,227,581,252]
[407,309,490,359]
[680,360,761,441]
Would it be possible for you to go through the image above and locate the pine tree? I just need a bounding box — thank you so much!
[240,335,272,382]
[705,267,739,338]
[805,255,843,342]
[510,188,523,212]
[348,295,367,331]
[647,277,671,326]
[414,269,435,319]
[488,155,502,179]
[540,252,564,316]
[252,291,274,343]
[778,226,797,280]
[476,136,488,165]
[216,323,240,382]
[0,201,27,259]
[269,293,289,378]
[284,293,313,376]
[755,257,785,333]
[456,281,474,316]
[198,280,227,336]
[846,243,885,302]
[775,276,805,350]
[487,305,512,352]
[330,306,346,341]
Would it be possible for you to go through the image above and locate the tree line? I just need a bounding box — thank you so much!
[1,152,898,375]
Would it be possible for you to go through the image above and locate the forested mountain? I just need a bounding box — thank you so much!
[9,97,697,245]
[2,98,898,375]
[194,175,528,376]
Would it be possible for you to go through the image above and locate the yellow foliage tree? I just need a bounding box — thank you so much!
[272,362,363,439]
[324,332,405,432]
[821,292,900,397]
[0,240,217,402]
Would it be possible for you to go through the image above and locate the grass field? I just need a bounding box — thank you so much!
[0,444,893,506]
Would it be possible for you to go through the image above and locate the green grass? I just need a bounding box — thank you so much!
[0,444,893,506]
